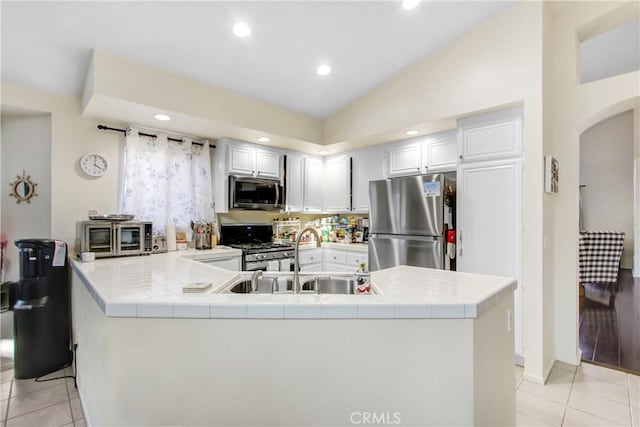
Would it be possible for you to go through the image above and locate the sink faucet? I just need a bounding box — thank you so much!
[250,270,263,293]
[293,227,321,293]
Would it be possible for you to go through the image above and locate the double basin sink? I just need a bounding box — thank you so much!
[223,273,373,295]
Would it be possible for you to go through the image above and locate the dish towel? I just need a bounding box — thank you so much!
[579,231,625,283]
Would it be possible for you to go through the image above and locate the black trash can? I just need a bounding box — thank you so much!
[13,239,72,379]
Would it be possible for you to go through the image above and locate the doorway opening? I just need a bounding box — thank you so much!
[578,109,639,374]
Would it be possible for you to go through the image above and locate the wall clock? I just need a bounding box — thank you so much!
[80,153,108,177]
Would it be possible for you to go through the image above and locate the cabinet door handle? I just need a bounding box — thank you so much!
[425,166,429,170]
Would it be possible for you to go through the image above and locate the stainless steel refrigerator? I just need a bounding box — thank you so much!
[368,173,456,271]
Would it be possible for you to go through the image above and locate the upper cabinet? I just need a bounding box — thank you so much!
[285,154,304,212]
[303,157,323,213]
[226,141,282,179]
[387,131,457,177]
[255,149,281,178]
[388,142,423,177]
[323,156,351,213]
[352,147,384,213]
[457,107,523,164]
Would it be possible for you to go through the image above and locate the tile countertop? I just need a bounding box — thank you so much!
[71,251,516,320]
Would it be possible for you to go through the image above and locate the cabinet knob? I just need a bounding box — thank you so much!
[459,155,463,160]
[424,166,429,170]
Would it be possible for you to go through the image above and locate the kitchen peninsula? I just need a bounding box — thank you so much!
[71,251,516,426]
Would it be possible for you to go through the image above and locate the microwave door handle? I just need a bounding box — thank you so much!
[275,184,280,208]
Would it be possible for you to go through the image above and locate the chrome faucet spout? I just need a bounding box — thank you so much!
[293,227,321,293]
[250,270,263,293]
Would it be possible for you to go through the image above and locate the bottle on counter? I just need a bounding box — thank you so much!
[354,262,371,295]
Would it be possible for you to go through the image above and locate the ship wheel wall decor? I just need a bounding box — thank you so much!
[9,170,38,204]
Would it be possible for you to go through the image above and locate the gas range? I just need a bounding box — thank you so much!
[220,224,295,270]
[227,243,294,262]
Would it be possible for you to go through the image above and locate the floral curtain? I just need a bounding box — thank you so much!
[119,127,214,237]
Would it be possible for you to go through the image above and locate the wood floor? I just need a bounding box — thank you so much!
[579,269,640,374]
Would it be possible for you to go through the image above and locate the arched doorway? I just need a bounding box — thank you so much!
[577,97,639,373]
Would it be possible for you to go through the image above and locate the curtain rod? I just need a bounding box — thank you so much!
[97,125,215,149]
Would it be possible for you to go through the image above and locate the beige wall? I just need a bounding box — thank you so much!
[2,84,122,252]
[580,110,635,269]
[549,1,640,364]
[1,113,52,282]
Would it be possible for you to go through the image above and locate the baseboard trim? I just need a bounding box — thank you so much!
[76,377,92,427]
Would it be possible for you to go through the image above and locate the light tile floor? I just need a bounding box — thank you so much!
[0,362,637,426]
[516,362,640,426]
[1,367,84,427]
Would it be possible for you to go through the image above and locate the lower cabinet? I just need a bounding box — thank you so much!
[298,249,323,272]
[199,256,242,271]
[323,248,368,273]
[298,247,369,273]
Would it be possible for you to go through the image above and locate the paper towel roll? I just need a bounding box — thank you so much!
[165,224,177,251]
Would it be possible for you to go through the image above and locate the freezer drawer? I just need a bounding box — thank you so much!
[368,235,443,271]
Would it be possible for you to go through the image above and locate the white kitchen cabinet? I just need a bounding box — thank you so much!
[285,154,304,212]
[303,157,323,213]
[255,149,280,178]
[388,142,423,177]
[457,158,523,356]
[298,248,323,272]
[323,247,369,273]
[424,137,457,172]
[387,131,457,177]
[323,156,351,213]
[225,140,282,179]
[199,255,242,271]
[458,107,523,163]
[352,147,384,213]
[228,145,255,176]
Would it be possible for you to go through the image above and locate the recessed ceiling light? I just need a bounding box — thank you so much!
[257,136,270,143]
[405,129,419,136]
[233,22,251,38]
[402,0,420,10]
[316,64,332,77]
[154,114,171,121]
[319,150,330,155]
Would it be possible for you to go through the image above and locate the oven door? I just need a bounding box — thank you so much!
[115,223,145,256]
[84,222,115,257]
[230,176,283,210]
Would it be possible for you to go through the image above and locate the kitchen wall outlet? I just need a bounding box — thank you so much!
[543,235,551,251]
[88,209,98,216]
[506,308,513,333]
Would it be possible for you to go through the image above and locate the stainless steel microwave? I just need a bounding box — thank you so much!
[75,221,153,258]
[229,176,283,210]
